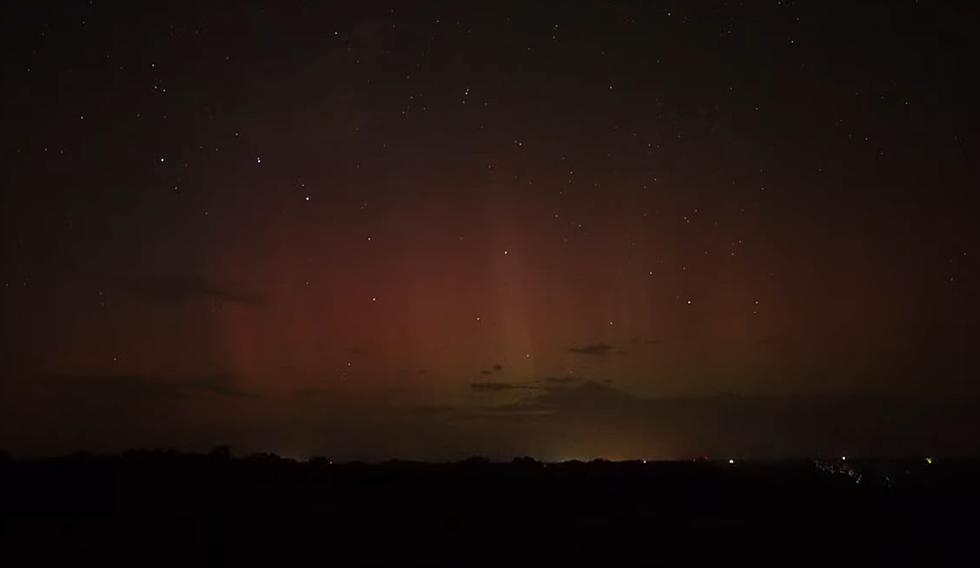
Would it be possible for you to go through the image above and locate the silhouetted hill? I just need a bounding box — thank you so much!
[1,450,977,566]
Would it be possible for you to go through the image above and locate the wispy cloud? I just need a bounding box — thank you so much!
[568,343,614,356]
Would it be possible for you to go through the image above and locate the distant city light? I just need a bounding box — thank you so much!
[728,459,735,464]
[841,456,847,461]
[925,457,933,464]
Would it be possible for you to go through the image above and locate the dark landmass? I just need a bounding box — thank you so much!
[1,450,976,566]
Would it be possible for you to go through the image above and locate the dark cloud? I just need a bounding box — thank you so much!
[112,276,263,306]
[470,382,537,392]
[545,376,579,385]
[37,373,255,400]
[479,363,504,375]
[568,343,614,356]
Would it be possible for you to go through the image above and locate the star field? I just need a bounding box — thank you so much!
[1,1,978,459]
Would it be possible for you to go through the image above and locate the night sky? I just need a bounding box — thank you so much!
[2,1,978,460]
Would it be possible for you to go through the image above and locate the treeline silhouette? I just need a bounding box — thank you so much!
[1,449,976,566]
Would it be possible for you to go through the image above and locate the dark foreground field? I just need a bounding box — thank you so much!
[1,452,976,566]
